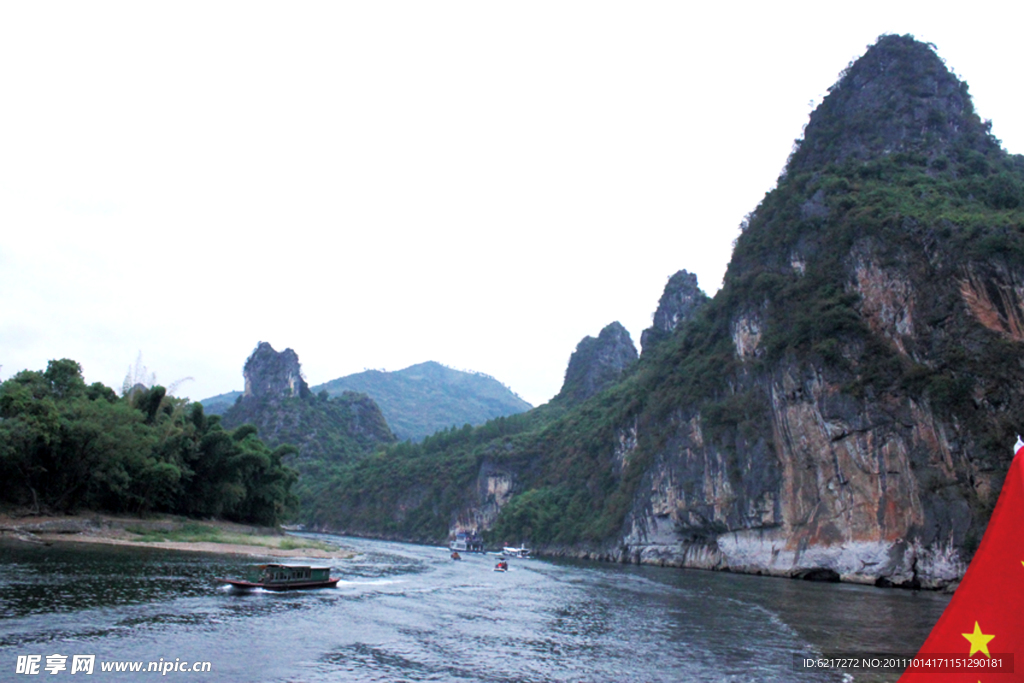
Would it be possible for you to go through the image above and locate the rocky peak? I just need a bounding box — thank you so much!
[557,322,637,405]
[641,270,708,353]
[787,34,997,175]
[242,341,310,400]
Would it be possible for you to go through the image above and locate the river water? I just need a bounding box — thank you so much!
[0,535,949,682]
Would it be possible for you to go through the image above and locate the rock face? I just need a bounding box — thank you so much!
[612,361,973,588]
[640,270,708,352]
[311,36,1024,591]
[222,343,394,464]
[786,33,997,176]
[557,322,638,405]
[243,342,310,401]
[595,35,1022,588]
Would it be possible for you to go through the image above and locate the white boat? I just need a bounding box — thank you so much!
[450,530,485,553]
[502,546,531,558]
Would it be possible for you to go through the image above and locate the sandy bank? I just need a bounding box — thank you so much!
[0,513,356,560]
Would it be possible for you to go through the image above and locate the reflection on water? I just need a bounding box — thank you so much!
[0,536,948,682]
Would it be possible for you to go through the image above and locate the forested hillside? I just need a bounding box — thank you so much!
[313,361,532,442]
[0,359,296,525]
[218,342,396,518]
[302,36,1024,588]
[201,361,532,443]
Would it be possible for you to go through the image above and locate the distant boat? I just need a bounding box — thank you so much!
[217,564,339,591]
[502,546,531,559]
[450,530,485,553]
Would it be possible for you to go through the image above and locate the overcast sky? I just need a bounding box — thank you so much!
[2,2,1023,407]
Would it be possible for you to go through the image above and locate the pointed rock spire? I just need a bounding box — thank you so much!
[787,34,997,175]
[641,270,708,353]
[242,341,310,400]
[557,322,637,406]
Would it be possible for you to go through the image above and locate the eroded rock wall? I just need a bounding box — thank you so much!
[613,249,1024,588]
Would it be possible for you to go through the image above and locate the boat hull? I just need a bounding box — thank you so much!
[218,578,340,591]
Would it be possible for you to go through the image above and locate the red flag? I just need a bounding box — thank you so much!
[896,438,1024,681]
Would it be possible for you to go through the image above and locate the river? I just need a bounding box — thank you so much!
[0,535,949,682]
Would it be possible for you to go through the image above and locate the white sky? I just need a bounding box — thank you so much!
[2,2,1023,407]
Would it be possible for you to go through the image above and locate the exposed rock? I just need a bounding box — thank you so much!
[243,342,310,401]
[448,460,516,539]
[641,270,708,352]
[788,33,997,174]
[479,37,1019,588]
[557,322,637,405]
[310,36,1024,591]
[223,343,394,465]
[958,263,1024,341]
[731,310,764,360]
[850,248,916,355]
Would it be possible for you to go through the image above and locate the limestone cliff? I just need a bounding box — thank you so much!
[553,35,1024,587]
[309,36,1024,589]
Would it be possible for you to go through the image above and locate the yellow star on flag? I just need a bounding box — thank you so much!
[962,622,995,658]
[896,439,1024,682]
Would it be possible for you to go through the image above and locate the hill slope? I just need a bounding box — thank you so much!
[197,390,241,416]
[312,362,532,442]
[220,342,395,470]
[305,35,1024,589]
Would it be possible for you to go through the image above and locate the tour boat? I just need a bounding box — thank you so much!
[449,530,485,553]
[502,546,531,559]
[217,564,339,591]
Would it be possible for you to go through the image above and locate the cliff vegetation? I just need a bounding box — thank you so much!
[305,36,1024,588]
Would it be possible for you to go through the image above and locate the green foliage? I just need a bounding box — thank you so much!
[488,487,573,546]
[311,361,532,442]
[0,359,296,525]
[222,390,394,467]
[305,35,1024,554]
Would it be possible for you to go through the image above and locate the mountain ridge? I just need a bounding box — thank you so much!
[301,35,1024,589]
[200,360,531,442]
[313,361,532,442]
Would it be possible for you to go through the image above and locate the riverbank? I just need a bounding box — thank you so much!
[0,513,356,559]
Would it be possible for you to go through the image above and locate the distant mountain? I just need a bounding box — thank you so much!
[312,362,532,442]
[200,361,532,442]
[197,390,241,416]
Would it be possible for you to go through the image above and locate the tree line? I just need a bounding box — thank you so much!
[0,359,296,525]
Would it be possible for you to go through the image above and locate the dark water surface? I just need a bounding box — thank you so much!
[0,535,949,682]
